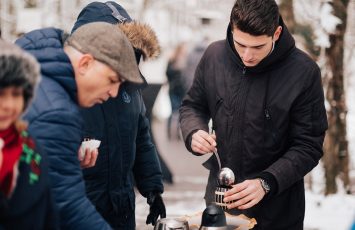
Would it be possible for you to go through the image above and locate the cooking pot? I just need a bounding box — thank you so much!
[154,218,189,230]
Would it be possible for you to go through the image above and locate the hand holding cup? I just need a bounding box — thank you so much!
[78,139,101,168]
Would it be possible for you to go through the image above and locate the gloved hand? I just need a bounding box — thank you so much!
[146,192,166,225]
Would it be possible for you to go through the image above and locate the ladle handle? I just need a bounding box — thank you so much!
[211,130,221,170]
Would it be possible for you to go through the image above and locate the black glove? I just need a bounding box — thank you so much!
[146,192,166,226]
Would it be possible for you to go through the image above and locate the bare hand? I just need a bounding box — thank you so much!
[79,148,98,168]
[223,179,265,210]
[191,130,217,154]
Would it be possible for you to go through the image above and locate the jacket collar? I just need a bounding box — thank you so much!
[16,28,77,102]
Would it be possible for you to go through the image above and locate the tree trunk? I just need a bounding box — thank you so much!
[279,0,296,33]
[323,0,350,195]
[279,0,318,57]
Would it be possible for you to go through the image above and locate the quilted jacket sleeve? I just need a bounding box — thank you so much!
[27,109,111,230]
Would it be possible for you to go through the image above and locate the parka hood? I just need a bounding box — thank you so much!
[71,1,160,61]
[226,16,296,73]
[71,1,132,33]
[118,22,160,60]
[71,1,161,89]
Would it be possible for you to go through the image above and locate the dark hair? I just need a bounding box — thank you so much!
[230,0,280,36]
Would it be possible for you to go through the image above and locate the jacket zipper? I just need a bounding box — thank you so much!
[237,66,247,180]
[264,109,271,120]
[212,98,223,131]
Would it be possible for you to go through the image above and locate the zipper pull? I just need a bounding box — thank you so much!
[264,109,271,120]
[243,66,246,75]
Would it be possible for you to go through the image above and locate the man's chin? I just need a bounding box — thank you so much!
[78,100,94,108]
[79,98,105,108]
[243,61,258,67]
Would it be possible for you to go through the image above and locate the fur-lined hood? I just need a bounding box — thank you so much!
[71,1,160,61]
[118,22,160,60]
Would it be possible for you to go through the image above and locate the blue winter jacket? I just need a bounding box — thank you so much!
[16,28,111,230]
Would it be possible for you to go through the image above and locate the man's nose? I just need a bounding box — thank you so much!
[242,48,253,61]
[108,83,120,98]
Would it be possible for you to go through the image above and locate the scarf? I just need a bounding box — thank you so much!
[0,125,23,197]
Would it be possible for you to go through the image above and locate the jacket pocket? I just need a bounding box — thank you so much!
[311,103,328,135]
[263,108,281,150]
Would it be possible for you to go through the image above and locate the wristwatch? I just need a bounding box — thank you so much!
[258,178,270,194]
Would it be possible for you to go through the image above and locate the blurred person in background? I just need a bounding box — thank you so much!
[166,42,188,140]
[182,37,209,93]
[15,22,142,229]
[179,0,327,229]
[71,2,166,229]
[0,40,58,229]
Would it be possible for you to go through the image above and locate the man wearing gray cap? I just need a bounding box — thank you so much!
[15,22,141,229]
[72,2,166,229]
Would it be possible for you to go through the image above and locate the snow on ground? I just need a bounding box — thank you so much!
[304,191,355,230]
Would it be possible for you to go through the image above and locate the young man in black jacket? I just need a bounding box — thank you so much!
[72,2,165,229]
[179,0,328,229]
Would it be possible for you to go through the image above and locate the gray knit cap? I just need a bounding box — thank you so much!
[65,22,142,84]
[0,40,40,110]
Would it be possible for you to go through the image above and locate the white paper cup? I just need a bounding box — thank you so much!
[79,139,101,159]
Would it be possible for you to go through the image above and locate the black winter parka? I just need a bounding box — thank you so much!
[81,84,163,229]
[180,19,327,230]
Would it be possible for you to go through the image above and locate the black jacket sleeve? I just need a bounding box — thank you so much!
[179,55,211,153]
[266,66,328,194]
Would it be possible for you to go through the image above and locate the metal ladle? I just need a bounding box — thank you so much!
[211,130,235,186]
[213,150,235,186]
[211,129,222,171]
[213,148,222,171]
[217,167,235,187]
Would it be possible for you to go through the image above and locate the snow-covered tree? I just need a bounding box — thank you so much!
[290,0,351,194]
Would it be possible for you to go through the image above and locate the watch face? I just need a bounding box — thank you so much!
[260,179,270,193]
[264,181,270,191]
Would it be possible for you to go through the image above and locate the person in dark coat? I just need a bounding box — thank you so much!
[181,37,209,94]
[15,22,142,229]
[179,0,328,229]
[166,42,188,140]
[0,40,58,229]
[71,2,165,229]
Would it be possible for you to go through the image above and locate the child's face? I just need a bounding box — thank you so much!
[0,86,25,131]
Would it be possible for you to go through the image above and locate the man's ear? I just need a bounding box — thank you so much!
[273,26,282,42]
[77,54,95,75]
